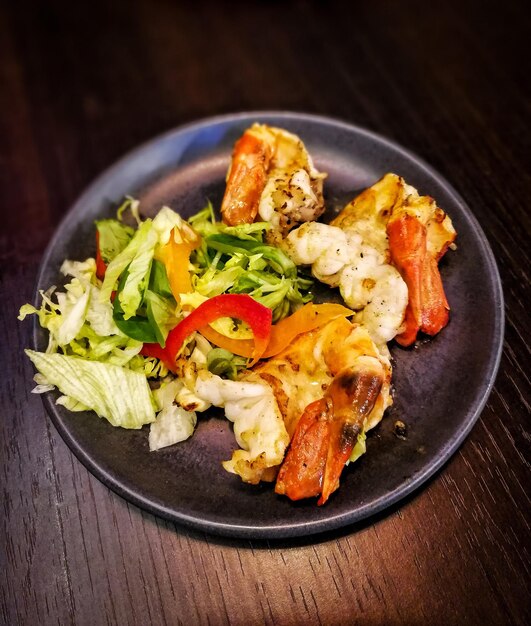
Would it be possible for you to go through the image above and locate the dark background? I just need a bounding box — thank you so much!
[1,1,530,624]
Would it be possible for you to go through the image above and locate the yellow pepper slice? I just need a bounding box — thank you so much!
[155,225,201,300]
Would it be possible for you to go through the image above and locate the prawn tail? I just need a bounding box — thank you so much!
[419,254,450,336]
[387,213,424,346]
[387,212,450,346]
[319,368,383,504]
[275,364,384,505]
[274,399,329,501]
[220,130,272,226]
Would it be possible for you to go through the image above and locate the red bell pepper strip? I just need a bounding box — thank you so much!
[140,343,177,373]
[165,294,272,366]
[95,231,107,280]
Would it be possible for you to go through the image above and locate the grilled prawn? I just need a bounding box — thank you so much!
[221,123,327,242]
[332,173,456,346]
[251,316,392,504]
[285,173,456,347]
[186,317,391,501]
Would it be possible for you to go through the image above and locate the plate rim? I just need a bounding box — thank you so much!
[32,111,505,539]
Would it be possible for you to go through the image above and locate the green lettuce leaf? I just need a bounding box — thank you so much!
[149,260,174,299]
[112,264,179,346]
[117,228,157,320]
[100,219,157,308]
[194,265,245,298]
[95,219,134,264]
[145,290,180,347]
[206,234,297,278]
[112,267,158,343]
[101,206,196,321]
[189,202,270,240]
[26,350,155,428]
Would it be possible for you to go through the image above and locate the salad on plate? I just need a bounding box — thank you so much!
[20,123,456,505]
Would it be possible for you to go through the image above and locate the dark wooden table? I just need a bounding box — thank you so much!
[2,1,530,624]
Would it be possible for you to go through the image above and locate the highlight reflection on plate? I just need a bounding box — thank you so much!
[33,112,504,539]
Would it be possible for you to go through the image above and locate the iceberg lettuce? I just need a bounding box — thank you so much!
[25,350,156,428]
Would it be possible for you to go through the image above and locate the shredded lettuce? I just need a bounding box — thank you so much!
[95,219,134,264]
[188,206,313,322]
[100,207,188,339]
[190,202,271,240]
[56,395,90,412]
[25,350,156,428]
[207,348,247,380]
[21,202,207,437]
[152,206,197,246]
[117,226,158,320]
[18,259,164,375]
[100,219,157,307]
[116,196,142,225]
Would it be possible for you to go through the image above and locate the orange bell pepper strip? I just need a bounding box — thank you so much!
[198,302,353,360]
[155,225,201,300]
[165,294,273,366]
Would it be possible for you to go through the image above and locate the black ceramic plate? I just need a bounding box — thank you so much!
[33,112,504,539]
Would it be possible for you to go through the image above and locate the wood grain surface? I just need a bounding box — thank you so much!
[1,1,530,624]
